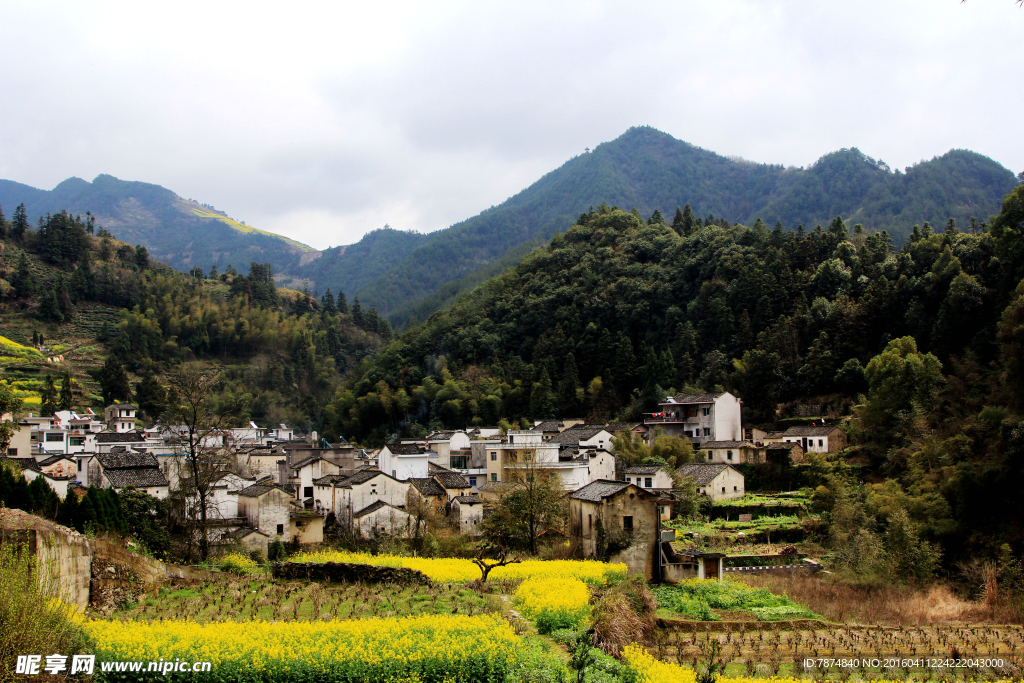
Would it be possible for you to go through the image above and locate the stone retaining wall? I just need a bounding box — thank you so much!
[0,508,219,610]
[273,561,432,585]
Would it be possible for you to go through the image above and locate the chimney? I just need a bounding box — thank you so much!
[277,460,288,485]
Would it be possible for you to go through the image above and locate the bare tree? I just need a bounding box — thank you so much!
[482,449,566,554]
[163,364,244,561]
[471,544,521,585]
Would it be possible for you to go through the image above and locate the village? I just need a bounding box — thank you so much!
[1,390,846,581]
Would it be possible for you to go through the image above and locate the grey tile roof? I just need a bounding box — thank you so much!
[313,474,350,486]
[340,469,390,486]
[767,442,802,450]
[702,441,754,449]
[664,392,725,404]
[604,422,641,433]
[386,443,430,455]
[38,454,75,467]
[224,527,269,540]
[676,463,734,486]
[426,430,457,440]
[533,420,563,433]
[570,480,632,502]
[782,425,843,437]
[96,432,146,443]
[452,495,481,504]
[353,499,401,518]
[408,477,446,497]
[290,455,321,470]
[432,470,470,489]
[237,483,289,498]
[103,468,168,488]
[5,457,40,472]
[765,431,786,439]
[96,452,160,469]
[624,465,668,475]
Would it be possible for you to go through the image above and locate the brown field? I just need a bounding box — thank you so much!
[738,573,1019,627]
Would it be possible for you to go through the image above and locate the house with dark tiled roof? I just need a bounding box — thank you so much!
[352,500,416,538]
[646,392,742,446]
[676,463,744,502]
[569,480,660,580]
[378,443,439,480]
[407,477,447,510]
[765,440,806,465]
[427,463,471,500]
[449,495,483,535]
[291,456,344,507]
[314,469,408,525]
[781,424,847,454]
[700,440,764,465]
[237,481,297,540]
[4,456,74,500]
[624,464,675,491]
[93,451,169,498]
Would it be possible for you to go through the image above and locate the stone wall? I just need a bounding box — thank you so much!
[0,508,218,611]
[0,509,92,609]
[273,561,432,585]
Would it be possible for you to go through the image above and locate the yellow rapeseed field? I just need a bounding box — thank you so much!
[288,550,625,585]
[513,576,591,633]
[85,614,521,681]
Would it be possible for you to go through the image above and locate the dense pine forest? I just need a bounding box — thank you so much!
[328,182,1024,574]
[0,205,389,430]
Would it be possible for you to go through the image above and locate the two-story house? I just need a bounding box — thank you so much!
[781,425,847,454]
[644,392,742,446]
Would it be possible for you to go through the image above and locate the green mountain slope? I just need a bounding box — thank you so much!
[0,174,315,276]
[311,127,1015,325]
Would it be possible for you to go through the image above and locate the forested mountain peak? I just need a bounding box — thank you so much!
[0,173,315,278]
[316,126,1015,327]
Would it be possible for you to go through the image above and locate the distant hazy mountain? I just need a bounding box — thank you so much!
[0,174,315,277]
[308,126,1016,326]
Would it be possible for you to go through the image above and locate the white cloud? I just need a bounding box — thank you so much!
[0,0,1020,250]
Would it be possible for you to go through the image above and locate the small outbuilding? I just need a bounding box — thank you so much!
[675,463,744,502]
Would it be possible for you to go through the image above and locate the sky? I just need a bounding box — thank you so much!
[0,1,1020,250]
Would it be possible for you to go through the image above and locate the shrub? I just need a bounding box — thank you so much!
[0,542,85,682]
[218,553,258,575]
[268,539,286,562]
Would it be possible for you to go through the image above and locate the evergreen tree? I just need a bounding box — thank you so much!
[0,204,7,238]
[71,258,96,301]
[529,368,556,419]
[38,290,64,323]
[647,209,664,225]
[135,245,150,269]
[11,203,28,242]
[351,297,364,327]
[336,290,349,314]
[11,253,35,299]
[208,264,218,279]
[58,371,74,411]
[556,352,582,416]
[56,275,73,319]
[671,206,685,234]
[828,216,848,240]
[135,371,167,422]
[321,289,337,315]
[40,375,58,416]
[98,356,132,405]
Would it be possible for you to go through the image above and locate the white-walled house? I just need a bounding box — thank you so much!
[624,464,675,491]
[676,463,745,502]
[314,470,409,525]
[485,430,615,490]
[353,500,415,539]
[104,404,138,433]
[450,496,483,535]
[701,440,764,465]
[92,452,170,499]
[645,392,743,446]
[378,443,439,480]
[781,425,848,454]
[291,456,343,504]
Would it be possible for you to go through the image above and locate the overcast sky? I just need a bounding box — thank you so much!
[0,1,1020,250]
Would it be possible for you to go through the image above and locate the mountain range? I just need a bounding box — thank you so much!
[1,127,1017,326]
